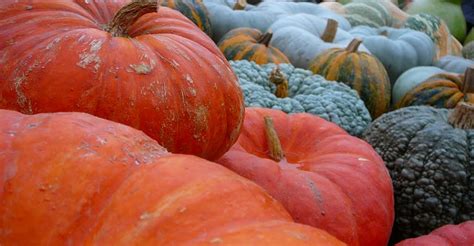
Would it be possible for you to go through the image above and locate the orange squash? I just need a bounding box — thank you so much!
[396,221,474,246]
[0,109,345,245]
[217,107,394,246]
[0,0,244,160]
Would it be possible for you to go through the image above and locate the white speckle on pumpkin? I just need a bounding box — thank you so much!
[129,63,152,75]
[358,158,369,162]
[77,39,103,72]
[140,212,153,220]
[179,207,187,213]
[46,37,61,50]
[184,74,193,84]
[209,238,223,244]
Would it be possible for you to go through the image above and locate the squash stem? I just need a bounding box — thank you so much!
[106,0,159,37]
[320,19,338,43]
[233,0,247,10]
[257,32,273,47]
[264,116,284,162]
[448,102,474,129]
[345,39,363,53]
[269,66,289,98]
[463,66,474,94]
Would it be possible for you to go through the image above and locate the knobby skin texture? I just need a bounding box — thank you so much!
[0,109,346,246]
[217,107,394,246]
[363,106,473,240]
[0,0,244,160]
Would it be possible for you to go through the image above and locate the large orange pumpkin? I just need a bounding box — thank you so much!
[217,107,395,246]
[0,0,244,160]
[0,109,345,245]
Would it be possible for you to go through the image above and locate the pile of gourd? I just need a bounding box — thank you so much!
[0,0,473,245]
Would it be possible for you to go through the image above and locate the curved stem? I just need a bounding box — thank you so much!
[320,19,338,43]
[264,116,284,162]
[233,0,247,10]
[269,66,289,98]
[345,39,363,53]
[448,102,474,129]
[257,32,273,47]
[106,0,159,37]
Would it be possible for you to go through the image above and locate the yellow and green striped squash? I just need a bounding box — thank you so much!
[396,72,474,109]
[218,28,290,65]
[161,0,212,37]
[309,39,391,118]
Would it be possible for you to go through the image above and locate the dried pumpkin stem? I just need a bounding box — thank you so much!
[106,0,159,37]
[264,116,284,162]
[346,38,363,53]
[257,32,273,47]
[463,66,474,94]
[233,0,247,10]
[269,66,289,98]
[320,19,338,43]
[379,30,389,37]
[448,102,474,129]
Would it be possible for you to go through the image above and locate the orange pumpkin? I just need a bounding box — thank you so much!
[396,221,474,246]
[0,0,244,160]
[0,109,345,245]
[217,107,394,246]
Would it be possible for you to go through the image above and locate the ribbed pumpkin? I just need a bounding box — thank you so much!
[0,109,345,245]
[309,39,391,118]
[396,67,474,109]
[396,221,474,246]
[218,28,290,64]
[161,0,213,37]
[0,0,244,160]
[217,107,394,246]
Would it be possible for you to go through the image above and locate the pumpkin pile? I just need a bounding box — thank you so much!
[1,0,474,245]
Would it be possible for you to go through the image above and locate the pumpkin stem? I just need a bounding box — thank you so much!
[345,39,363,53]
[264,116,284,162]
[463,66,474,94]
[106,0,159,37]
[320,19,338,43]
[448,102,474,129]
[233,0,247,10]
[257,31,273,47]
[380,30,389,37]
[269,66,289,98]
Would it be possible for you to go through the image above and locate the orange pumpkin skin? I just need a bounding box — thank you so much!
[0,109,345,246]
[217,107,394,246]
[396,221,474,246]
[0,1,244,160]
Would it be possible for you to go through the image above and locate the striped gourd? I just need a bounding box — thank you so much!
[161,0,212,37]
[397,68,474,109]
[403,14,462,60]
[309,39,391,118]
[218,28,290,65]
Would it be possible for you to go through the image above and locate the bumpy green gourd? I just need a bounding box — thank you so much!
[363,105,474,241]
[231,60,371,136]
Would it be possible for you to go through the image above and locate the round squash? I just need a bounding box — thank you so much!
[392,66,446,106]
[349,25,435,83]
[363,103,474,240]
[343,0,392,28]
[161,0,213,37]
[396,67,474,109]
[0,0,244,160]
[0,109,345,245]
[435,55,474,74]
[396,221,474,246]
[218,28,290,64]
[269,15,367,69]
[217,107,395,246]
[309,39,391,118]
[404,0,466,42]
[403,13,462,60]
[231,60,372,136]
